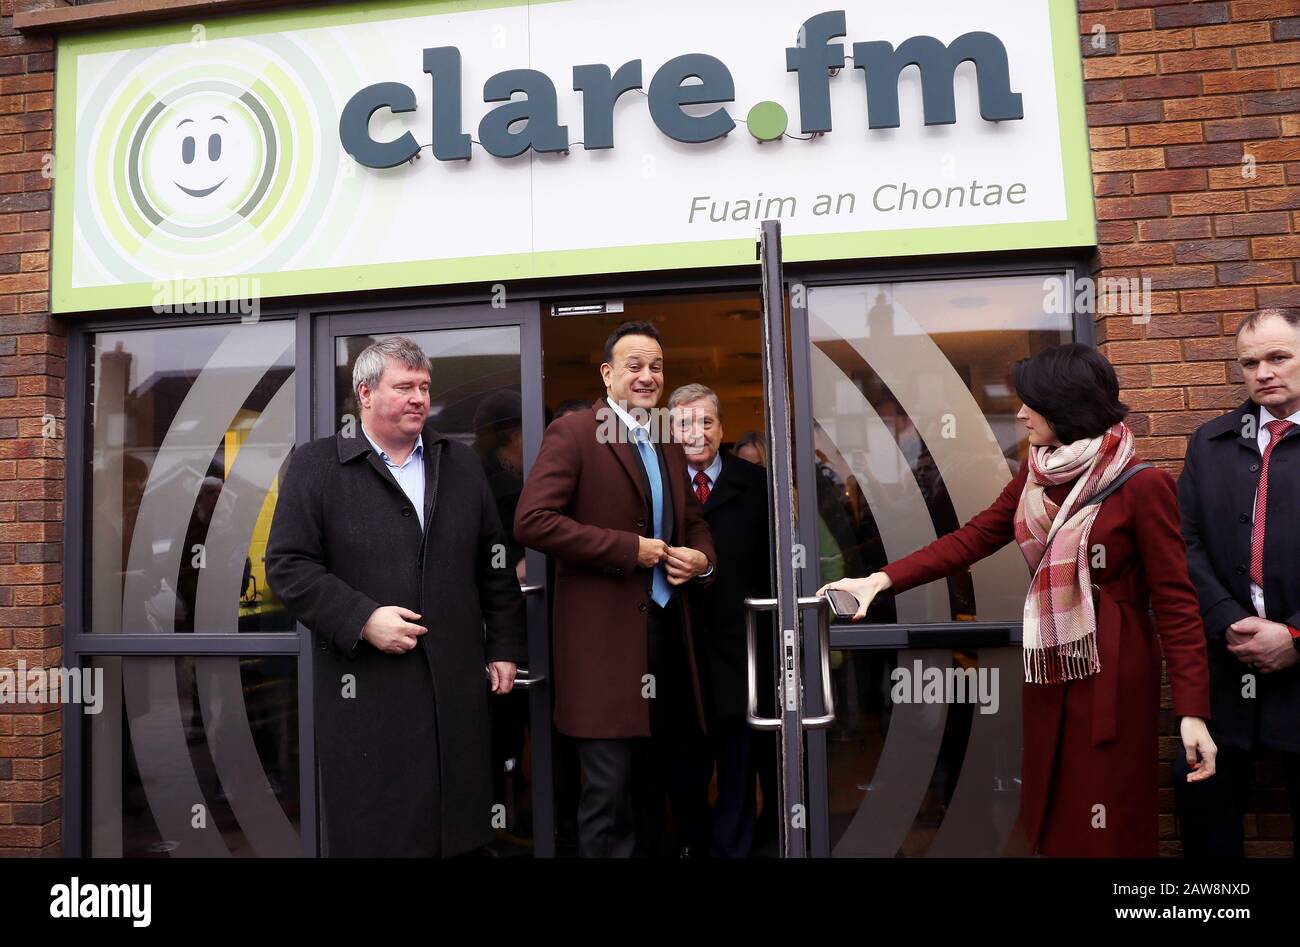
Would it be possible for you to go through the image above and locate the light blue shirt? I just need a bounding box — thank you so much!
[604,397,713,580]
[362,424,426,529]
[685,451,723,497]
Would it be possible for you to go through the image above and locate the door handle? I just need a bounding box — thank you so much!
[797,596,835,730]
[744,597,782,731]
[512,668,547,690]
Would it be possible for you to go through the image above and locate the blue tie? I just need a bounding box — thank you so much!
[634,427,672,607]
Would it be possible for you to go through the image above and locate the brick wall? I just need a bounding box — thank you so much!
[1079,0,1299,856]
[0,0,60,857]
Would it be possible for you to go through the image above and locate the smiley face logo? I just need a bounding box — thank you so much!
[130,82,279,235]
[81,36,345,282]
[172,113,233,197]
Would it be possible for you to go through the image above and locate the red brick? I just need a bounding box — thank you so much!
[1216,211,1292,235]
[1207,163,1286,189]
[1129,122,1203,146]
[1174,238,1250,262]
[1204,116,1282,141]
[1248,187,1300,211]
[1180,288,1258,312]
[1096,195,1170,219]
[1201,69,1279,94]
[1157,47,1234,73]
[1164,96,1240,121]
[1250,235,1300,258]
[1217,261,1295,284]
[1138,216,1213,240]
[1132,168,1207,193]
[1092,147,1166,171]
[1169,190,1246,214]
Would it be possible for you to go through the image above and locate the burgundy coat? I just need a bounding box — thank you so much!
[882,459,1211,857]
[514,400,716,739]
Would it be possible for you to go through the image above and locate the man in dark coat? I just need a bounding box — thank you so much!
[267,336,526,857]
[668,383,776,858]
[514,321,715,857]
[1176,308,1300,858]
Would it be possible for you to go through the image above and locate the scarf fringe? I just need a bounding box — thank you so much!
[1023,631,1100,684]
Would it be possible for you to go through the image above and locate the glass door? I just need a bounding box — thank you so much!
[786,270,1082,857]
[313,301,554,856]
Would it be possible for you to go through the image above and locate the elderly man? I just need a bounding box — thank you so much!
[515,321,715,857]
[668,383,775,858]
[267,336,526,857]
[1177,308,1300,857]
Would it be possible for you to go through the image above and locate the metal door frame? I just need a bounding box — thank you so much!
[312,300,554,856]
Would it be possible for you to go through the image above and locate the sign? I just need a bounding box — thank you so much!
[52,0,1094,313]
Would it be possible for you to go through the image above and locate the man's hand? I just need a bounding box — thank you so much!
[488,661,517,695]
[1227,617,1300,673]
[362,605,427,654]
[638,537,669,569]
[664,546,708,585]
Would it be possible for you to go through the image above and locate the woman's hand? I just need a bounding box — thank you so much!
[1180,716,1217,782]
[816,572,893,622]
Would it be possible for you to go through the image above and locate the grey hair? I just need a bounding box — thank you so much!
[353,336,431,397]
[667,383,721,416]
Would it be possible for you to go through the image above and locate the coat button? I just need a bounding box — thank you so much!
[1236,565,1247,575]
[1249,463,1259,472]
[636,519,646,528]
[402,507,412,517]
[1239,513,1249,523]
[638,602,647,612]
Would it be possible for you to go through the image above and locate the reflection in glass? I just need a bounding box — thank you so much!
[826,647,1025,857]
[808,276,1072,623]
[87,321,296,634]
[84,655,300,857]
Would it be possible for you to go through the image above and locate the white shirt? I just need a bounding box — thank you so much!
[685,451,723,498]
[1250,404,1300,616]
[361,424,426,530]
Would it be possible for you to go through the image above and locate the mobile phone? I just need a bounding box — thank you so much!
[824,588,860,620]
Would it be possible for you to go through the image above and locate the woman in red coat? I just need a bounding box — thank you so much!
[820,344,1217,857]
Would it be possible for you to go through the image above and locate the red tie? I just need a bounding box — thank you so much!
[693,470,711,505]
[1250,419,1295,587]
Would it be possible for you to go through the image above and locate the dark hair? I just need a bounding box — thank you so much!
[1236,307,1300,336]
[1012,343,1128,444]
[552,398,590,421]
[603,321,661,364]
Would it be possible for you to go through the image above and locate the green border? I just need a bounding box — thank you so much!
[52,0,1096,314]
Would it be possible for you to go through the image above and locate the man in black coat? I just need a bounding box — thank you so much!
[1176,308,1300,858]
[267,336,526,857]
[668,383,776,857]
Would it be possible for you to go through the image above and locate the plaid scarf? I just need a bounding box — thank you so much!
[1013,422,1135,684]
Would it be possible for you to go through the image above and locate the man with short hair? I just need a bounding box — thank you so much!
[267,335,526,857]
[1176,308,1300,858]
[668,383,776,857]
[515,321,716,857]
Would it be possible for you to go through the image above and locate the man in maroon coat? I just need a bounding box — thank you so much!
[515,321,716,857]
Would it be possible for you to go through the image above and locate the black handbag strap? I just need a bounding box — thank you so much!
[1082,462,1152,507]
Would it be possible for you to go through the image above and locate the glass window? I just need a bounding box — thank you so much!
[807,275,1072,624]
[82,655,300,857]
[86,321,296,634]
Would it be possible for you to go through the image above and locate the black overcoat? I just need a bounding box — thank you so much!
[689,452,773,720]
[1178,401,1300,753]
[266,421,527,856]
